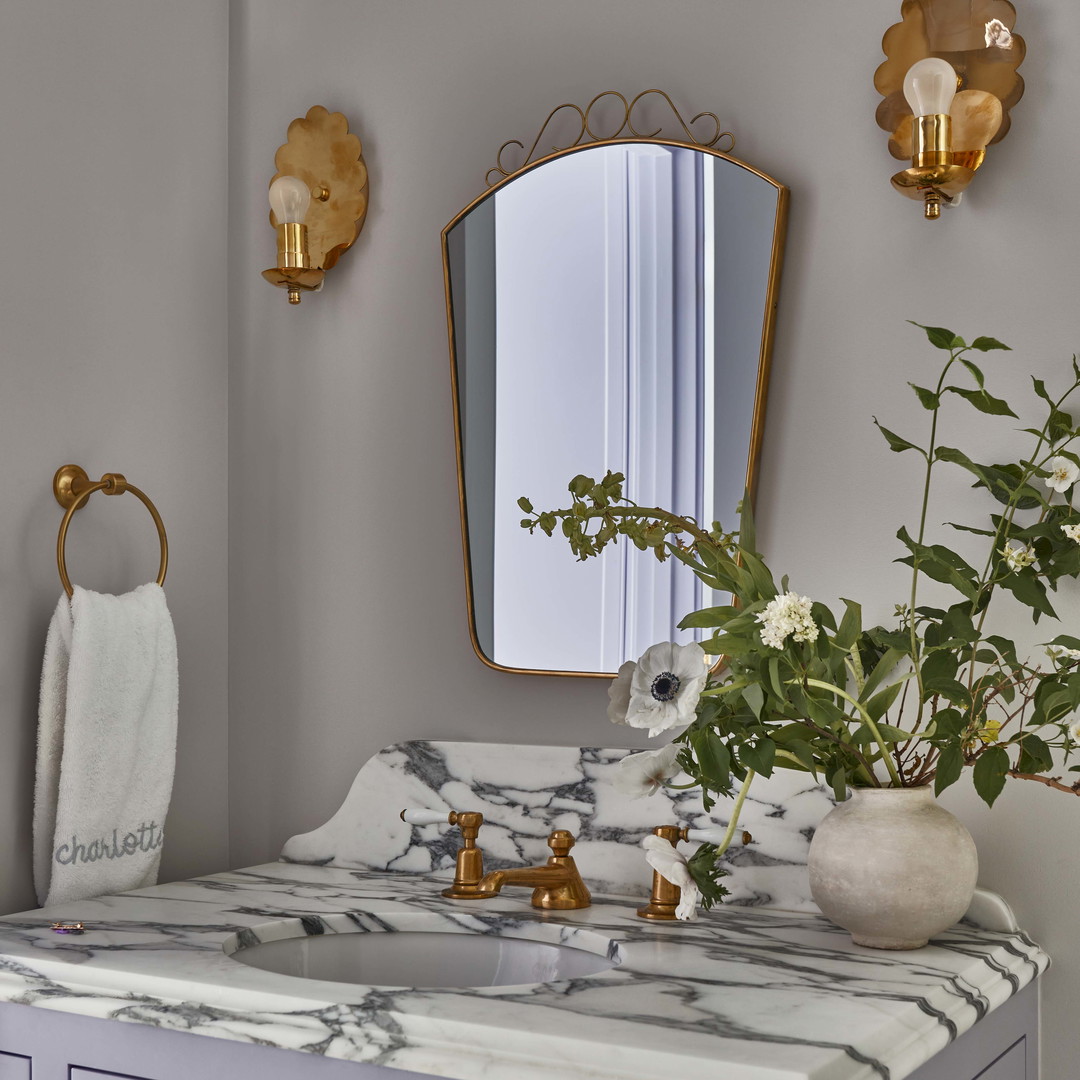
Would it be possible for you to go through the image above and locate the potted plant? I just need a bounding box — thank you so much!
[520,325,1080,947]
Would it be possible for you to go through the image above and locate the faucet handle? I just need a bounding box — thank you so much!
[398,809,489,900]
[546,829,576,857]
[683,826,729,846]
[400,808,454,826]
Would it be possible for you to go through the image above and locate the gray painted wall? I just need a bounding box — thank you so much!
[228,3,1078,1075]
[2,0,1076,1075]
[0,1,230,913]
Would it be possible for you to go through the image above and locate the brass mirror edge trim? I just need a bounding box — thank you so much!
[443,138,789,679]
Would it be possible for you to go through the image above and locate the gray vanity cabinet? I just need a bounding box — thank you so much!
[906,982,1036,1080]
[0,981,1039,1080]
[0,1053,30,1080]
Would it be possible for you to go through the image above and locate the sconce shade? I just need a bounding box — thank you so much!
[876,0,1024,156]
[877,0,1023,216]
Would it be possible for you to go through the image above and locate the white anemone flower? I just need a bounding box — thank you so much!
[1001,543,1035,572]
[1070,720,1080,744]
[1062,523,1080,543]
[1045,456,1079,493]
[607,660,636,724]
[612,744,682,798]
[642,834,699,920]
[623,642,708,737]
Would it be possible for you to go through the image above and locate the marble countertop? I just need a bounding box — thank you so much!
[0,862,1048,1080]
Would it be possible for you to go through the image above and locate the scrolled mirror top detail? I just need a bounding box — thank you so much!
[485,89,735,188]
[445,93,788,678]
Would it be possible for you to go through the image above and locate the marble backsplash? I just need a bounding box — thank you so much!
[282,741,835,912]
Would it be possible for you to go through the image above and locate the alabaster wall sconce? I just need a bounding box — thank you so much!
[263,106,369,303]
[875,0,1024,219]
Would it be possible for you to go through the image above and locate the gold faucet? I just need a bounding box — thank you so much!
[400,810,591,910]
[470,829,591,910]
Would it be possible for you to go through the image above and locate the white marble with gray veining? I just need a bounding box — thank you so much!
[282,741,836,910]
[0,861,1047,1080]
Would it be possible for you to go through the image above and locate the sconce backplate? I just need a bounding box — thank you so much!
[269,105,369,270]
[876,0,1025,160]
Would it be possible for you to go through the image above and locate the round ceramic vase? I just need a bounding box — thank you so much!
[807,785,978,950]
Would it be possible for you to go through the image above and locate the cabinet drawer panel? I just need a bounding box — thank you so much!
[976,1038,1027,1080]
[0,1053,30,1080]
[71,1070,157,1080]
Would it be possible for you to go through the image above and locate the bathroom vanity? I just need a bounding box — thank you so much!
[0,743,1046,1080]
[0,863,1044,1080]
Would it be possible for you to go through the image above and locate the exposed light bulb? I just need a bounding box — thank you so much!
[903,58,958,118]
[268,176,311,224]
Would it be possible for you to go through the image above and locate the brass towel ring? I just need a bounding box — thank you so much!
[53,464,169,598]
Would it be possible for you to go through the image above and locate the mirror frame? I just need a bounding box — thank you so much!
[444,117,788,679]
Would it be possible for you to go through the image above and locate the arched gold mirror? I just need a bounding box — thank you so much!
[444,91,788,678]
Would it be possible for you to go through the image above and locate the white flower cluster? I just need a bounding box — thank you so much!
[1001,543,1035,572]
[1062,523,1080,543]
[756,591,818,650]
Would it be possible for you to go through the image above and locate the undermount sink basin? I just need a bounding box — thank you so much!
[226,916,621,989]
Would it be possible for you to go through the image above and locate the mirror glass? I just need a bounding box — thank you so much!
[446,140,786,676]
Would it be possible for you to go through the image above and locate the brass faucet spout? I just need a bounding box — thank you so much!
[474,865,572,895]
[452,829,591,910]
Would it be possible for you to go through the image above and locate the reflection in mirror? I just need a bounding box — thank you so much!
[446,141,786,676]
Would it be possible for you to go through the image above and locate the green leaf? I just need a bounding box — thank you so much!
[943,385,1018,418]
[865,681,905,723]
[786,739,819,776]
[873,418,926,456]
[835,599,863,654]
[679,606,739,629]
[766,656,785,700]
[958,358,986,387]
[687,844,731,910]
[742,682,765,719]
[740,738,776,778]
[934,745,964,795]
[910,383,941,410]
[911,322,962,350]
[970,336,1010,352]
[860,647,906,700]
[1049,409,1074,444]
[1017,732,1053,774]
[973,746,1010,807]
[829,766,848,802]
[998,568,1057,621]
[1031,377,1053,405]
[568,474,593,497]
[691,728,731,793]
[517,496,533,514]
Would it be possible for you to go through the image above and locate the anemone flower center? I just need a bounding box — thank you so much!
[650,672,681,702]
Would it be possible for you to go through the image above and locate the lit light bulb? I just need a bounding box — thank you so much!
[903,58,958,118]
[268,176,311,224]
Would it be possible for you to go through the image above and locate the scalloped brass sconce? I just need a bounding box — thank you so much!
[875,0,1024,219]
[262,106,369,303]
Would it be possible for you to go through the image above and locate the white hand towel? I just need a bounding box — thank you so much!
[34,583,178,907]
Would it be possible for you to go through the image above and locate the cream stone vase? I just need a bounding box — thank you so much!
[808,786,978,950]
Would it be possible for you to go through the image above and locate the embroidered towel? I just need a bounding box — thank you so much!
[34,583,178,906]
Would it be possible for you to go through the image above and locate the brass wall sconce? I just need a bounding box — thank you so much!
[875,0,1025,219]
[262,105,369,303]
